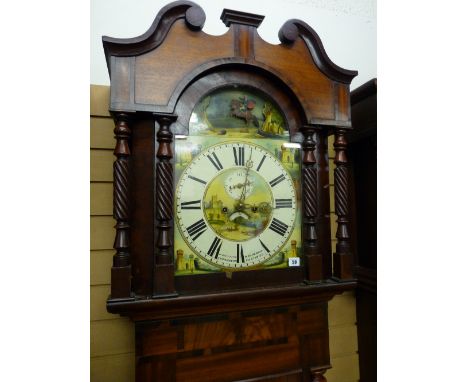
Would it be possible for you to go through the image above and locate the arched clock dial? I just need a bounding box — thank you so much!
[175,141,297,269]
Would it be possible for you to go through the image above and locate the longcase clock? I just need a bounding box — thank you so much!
[103,2,357,381]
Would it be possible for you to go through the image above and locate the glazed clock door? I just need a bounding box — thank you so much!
[173,85,304,289]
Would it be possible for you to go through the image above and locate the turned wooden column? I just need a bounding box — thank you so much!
[153,115,177,297]
[111,112,132,298]
[301,125,323,281]
[333,128,353,279]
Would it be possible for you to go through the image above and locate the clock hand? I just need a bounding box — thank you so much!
[237,148,254,207]
[229,181,252,191]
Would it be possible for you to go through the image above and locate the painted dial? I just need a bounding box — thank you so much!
[175,141,297,269]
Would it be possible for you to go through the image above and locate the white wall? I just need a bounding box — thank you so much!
[91,0,376,90]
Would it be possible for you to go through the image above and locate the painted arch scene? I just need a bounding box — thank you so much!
[189,86,289,139]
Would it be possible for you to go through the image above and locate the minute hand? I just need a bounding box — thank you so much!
[237,149,253,207]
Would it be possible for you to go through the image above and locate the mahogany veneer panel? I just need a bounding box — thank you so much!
[335,83,350,122]
[135,304,330,382]
[112,56,132,107]
[254,31,334,122]
[135,20,234,106]
[177,341,300,382]
[183,318,238,350]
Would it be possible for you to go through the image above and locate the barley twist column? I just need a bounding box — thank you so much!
[301,125,323,281]
[333,128,353,279]
[111,113,132,298]
[153,115,177,297]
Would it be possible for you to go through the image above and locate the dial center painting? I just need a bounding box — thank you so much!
[202,145,276,243]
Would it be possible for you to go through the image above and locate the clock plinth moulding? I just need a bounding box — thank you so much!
[103,2,357,381]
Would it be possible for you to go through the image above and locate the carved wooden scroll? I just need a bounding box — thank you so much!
[333,128,353,279]
[153,115,177,297]
[111,113,132,298]
[301,125,323,281]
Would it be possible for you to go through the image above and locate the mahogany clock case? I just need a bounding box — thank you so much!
[102,2,358,380]
[103,2,357,306]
